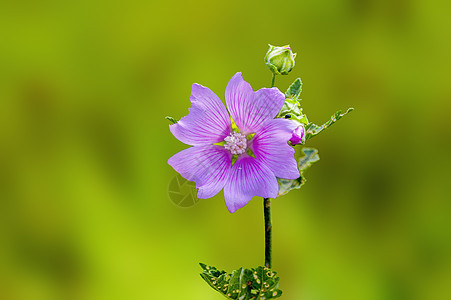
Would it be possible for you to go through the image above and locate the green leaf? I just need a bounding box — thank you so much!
[284,78,302,100]
[278,148,320,196]
[165,116,178,124]
[298,148,320,170]
[278,177,304,197]
[304,107,353,140]
[200,263,283,299]
[277,78,309,125]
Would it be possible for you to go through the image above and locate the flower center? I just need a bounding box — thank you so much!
[224,132,247,155]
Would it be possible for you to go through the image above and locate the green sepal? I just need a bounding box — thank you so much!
[165,116,178,124]
[200,263,283,299]
[277,78,309,125]
[304,108,354,140]
[278,148,320,196]
[246,148,256,158]
[266,62,281,75]
[231,118,240,133]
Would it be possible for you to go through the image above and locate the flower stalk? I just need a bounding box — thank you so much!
[264,73,276,269]
[264,197,272,268]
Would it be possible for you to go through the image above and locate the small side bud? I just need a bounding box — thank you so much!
[265,44,296,75]
[165,116,178,124]
[289,124,305,145]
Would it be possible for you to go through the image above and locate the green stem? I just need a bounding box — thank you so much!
[264,74,276,269]
[264,197,272,269]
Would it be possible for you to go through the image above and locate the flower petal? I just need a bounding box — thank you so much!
[223,155,278,213]
[225,72,285,134]
[250,118,300,180]
[168,145,232,199]
[170,84,231,146]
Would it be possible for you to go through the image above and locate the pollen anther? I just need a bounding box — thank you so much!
[224,132,247,155]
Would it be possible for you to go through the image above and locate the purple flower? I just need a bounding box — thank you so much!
[289,124,305,145]
[168,73,300,213]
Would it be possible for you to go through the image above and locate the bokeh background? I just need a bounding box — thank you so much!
[1,0,450,299]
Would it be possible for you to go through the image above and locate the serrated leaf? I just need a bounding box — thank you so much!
[304,107,353,140]
[298,147,320,170]
[278,148,319,196]
[165,116,178,124]
[277,78,309,125]
[200,264,282,299]
[277,176,305,197]
[284,78,302,100]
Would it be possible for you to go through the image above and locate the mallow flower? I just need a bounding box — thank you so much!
[168,73,300,213]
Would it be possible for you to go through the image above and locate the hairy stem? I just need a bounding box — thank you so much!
[264,197,272,268]
[271,73,276,88]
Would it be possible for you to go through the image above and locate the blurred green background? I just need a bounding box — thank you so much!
[1,0,450,299]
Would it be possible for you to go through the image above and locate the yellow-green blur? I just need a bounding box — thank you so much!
[0,0,450,299]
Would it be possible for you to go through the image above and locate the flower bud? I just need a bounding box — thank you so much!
[265,44,296,75]
[289,124,305,145]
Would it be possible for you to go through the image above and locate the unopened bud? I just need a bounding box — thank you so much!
[265,44,296,75]
[289,124,305,145]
